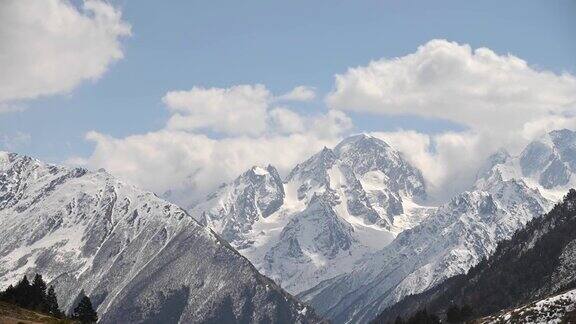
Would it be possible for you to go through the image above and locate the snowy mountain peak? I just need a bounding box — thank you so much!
[286,147,337,184]
[192,163,285,243]
[520,129,576,183]
[334,133,389,154]
[0,153,322,323]
[302,167,550,323]
[190,134,431,295]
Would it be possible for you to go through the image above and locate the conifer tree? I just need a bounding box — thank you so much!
[14,275,32,308]
[31,274,48,311]
[460,304,474,321]
[73,295,98,323]
[0,284,16,303]
[446,305,461,323]
[46,286,63,318]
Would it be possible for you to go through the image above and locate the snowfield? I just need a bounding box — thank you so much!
[481,289,576,324]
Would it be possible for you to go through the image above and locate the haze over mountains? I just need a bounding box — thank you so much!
[1,128,576,323]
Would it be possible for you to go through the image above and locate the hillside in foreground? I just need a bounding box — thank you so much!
[0,301,76,324]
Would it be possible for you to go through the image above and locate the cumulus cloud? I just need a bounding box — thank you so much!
[327,39,576,132]
[85,131,341,205]
[331,39,576,201]
[83,84,351,204]
[0,0,131,106]
[164,85,271,136]
[269,107,306,134]
[80,40,576,205]
[276,86,316,102]
[371,130,501,201]
[163,84,348,138]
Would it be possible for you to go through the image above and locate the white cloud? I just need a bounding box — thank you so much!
[0,0,131,105]
[269,107,306,134]
[327,39,576,133]
[78,40,576,205]
[331,39,576,201]
[276,86,316,102]
[163,84,349,138]
[164,85,271,136]
[311,110,353,139]
[84,130,341,205]
[82,83,351,204]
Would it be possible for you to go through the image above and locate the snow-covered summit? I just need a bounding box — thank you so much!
[193,164,285,244]
[302,156,551,323]
[0,153,321,323]
[484,129,576,201]
[190,134,433,295]
[520,129,576,189]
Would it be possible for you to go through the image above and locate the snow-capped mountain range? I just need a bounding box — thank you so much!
[300,167,550,323]
[190,134,434,295]
[2,129,575,324]
[187,129,576,323]
[0,152,321,323]
[374,187,576,323]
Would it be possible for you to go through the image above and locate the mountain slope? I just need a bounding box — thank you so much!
[492,129,576,200]
[190,134,433,295]
[0,300,76,324]
[374,189,576,323]
[301,166,550,323]
[477,288,576,324]
[0,152,322,323]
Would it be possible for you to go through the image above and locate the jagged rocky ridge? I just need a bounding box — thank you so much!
[372,189,576,323]
[0,152,322,324]
[190,131,576,323]
[190,134,433,295]
[172,129,574,323]
[301,166,550,323]
[296,130,576,323]
[492,129,576,200]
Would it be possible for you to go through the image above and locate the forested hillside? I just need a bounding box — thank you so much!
[373,189,576,323]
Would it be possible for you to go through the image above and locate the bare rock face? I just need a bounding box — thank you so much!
[0,152,321,324]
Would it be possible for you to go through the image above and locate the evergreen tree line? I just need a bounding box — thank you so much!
[0,274,98,323]
[445,304,473,323]
[391,309,440,324]
[383,304,474,324]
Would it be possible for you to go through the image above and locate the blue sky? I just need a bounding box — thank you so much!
[1,0,575,202]
[2,0,575,162]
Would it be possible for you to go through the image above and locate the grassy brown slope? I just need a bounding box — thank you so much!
[0,301,76,324]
